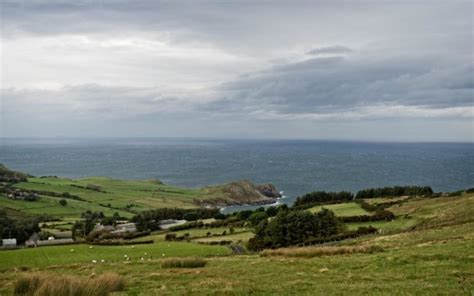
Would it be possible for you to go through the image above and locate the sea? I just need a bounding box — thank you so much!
[1,138,473,212]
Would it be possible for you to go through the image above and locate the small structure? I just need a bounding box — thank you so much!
[2,238,17,248]
[25,233,39,248]
[158,219,187,230]
[111,223,137,234]
[93,224,115,232]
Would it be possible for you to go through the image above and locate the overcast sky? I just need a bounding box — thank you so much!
[1,0,473,141]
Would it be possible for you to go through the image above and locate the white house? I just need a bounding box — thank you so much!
[2,238,17,248]
[111,223,137,234]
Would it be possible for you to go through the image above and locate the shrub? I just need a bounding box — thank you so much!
[59,199,67,206]
[213,212,227,220]
[165,233,177,241]
[183,212,198,221]
[161,258,207,268]
[14,273,124,296]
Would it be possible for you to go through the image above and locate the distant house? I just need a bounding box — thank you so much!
[93,224,115,232]
[159,219,187,229]
[25,233,39,248]
[2,238,17,248]
[111,223,137,234]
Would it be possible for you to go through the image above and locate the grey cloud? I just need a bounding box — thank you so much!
[307,46,353,55]
[206,54,473,116]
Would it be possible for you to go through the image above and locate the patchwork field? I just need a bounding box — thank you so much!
[1,193,473,295]
[1,175,276,219]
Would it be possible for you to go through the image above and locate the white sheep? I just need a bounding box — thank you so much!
[92,260,97,263]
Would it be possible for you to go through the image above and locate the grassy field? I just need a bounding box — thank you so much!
[0,242,230,270]
[0,222,472,295]
[1,176,273,219]
[308,202,369,217]
[132,227,249,242]
[1,193,473,295]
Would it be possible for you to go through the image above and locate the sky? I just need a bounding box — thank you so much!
[0,0,473,141]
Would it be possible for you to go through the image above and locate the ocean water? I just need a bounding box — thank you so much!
[1,138,473,208]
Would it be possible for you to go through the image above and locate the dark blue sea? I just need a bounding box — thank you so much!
[1,138,473,209]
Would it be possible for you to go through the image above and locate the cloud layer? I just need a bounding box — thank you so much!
[1,0,473,141]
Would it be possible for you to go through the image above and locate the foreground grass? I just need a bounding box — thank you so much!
[14,272,124,296]
[1,223,472,295]
[1,194,472,295]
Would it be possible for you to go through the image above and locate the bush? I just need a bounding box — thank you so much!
[183,212,199,221]
[14,273,124,296]
[213,212,227,220]
[59,199,67,206]
[165,233,177,241]
[161,258,207,268]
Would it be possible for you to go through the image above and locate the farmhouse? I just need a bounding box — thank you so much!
[159,219,187,229]
[111,222,137,234]
[2,238,17,248]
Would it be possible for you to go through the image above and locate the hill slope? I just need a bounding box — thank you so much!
[0,193,472,295]
[0,165,278,218]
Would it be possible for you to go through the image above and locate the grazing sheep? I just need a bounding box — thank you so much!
[92,260,97,263]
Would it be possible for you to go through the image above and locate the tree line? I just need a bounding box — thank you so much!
[248,208,343,251]
[294,185,435,207]
[355,186,433,199]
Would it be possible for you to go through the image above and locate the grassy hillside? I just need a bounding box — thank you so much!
[0,167,277,219]
[0,193,472,295]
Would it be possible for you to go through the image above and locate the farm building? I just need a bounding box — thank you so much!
[2,238,17,248]
[111,223,137,234]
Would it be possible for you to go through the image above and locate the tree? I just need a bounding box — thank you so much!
[59,199,67,206]
[265,206,278,217]
[248,211,269,227]
[248,209,343,251]
[183,212,198,221]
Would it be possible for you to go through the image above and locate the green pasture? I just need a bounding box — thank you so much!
[308,202,369,217]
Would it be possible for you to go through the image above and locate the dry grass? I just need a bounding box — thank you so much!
[14,273,125,296]
[260,245,383,258]
[161,257,207,268]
